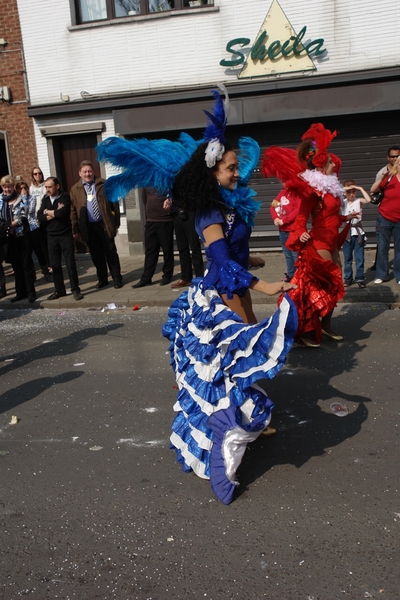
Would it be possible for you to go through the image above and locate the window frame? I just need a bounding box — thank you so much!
[74,0,212,25]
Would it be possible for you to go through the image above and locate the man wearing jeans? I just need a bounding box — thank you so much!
[37,178,83,301]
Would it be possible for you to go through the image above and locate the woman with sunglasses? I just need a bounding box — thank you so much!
[29,167,52,281]
[17,181,52,282]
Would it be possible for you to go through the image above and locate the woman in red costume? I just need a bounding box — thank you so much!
[263,124,355,348]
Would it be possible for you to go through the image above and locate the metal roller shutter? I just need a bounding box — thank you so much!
[229,111,400,250]
[132,110,400,251]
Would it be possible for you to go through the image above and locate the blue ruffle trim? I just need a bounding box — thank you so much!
[162,280,297,502]
[203,260,256,300]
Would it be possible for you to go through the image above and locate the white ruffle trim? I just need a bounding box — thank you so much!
[301,170,344,198]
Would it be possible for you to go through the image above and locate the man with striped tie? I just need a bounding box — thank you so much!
[70,160,123,289]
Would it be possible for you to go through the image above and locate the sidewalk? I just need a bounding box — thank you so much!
[1,248,399,310]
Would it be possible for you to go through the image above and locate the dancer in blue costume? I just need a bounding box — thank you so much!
[97,86,298,504]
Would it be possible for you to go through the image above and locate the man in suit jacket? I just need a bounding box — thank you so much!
[37,177,83,300]
[70,160,123,289]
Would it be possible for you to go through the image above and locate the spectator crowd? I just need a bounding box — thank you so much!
[1,144,399,303]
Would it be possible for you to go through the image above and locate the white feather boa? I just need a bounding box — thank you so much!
[301,170,344,198]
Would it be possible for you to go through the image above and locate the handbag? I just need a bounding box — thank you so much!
[370,189,384,205]
[370,174,393,205]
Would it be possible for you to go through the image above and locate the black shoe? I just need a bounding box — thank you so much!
[47,291,67,300]
[73,291,84,301]
[28,294,37,304]
[114,281,123,289]
[41,267,53,282]
[132,280,152,289]
[10,295,28,303]
[96,280,109,289]
[160,278,171,286]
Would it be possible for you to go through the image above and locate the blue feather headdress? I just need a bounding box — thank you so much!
[95,86,260,224]
[203,83,229,168]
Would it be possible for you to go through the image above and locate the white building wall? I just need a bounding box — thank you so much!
[17,0,400,107]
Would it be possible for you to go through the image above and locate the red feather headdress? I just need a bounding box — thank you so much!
[300,123,337,169]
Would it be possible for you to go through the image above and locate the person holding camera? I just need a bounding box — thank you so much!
[370,156,400,284]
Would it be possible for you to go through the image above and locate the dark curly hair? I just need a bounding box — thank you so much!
[172,142,233,213]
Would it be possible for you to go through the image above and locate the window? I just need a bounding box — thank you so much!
[75,0,211,23]
[0,131,11,179]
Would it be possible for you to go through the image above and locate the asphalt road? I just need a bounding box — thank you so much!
[0,304,399,600]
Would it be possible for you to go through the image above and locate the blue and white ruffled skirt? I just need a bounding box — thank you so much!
[162,280,297,504]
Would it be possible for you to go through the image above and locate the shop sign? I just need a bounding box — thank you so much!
[220,0,327,78]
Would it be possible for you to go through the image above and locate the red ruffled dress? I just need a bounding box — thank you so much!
[283,173,348,343]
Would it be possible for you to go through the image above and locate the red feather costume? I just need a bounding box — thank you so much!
[262,127,349,343]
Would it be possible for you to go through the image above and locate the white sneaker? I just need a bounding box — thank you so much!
[374,278,383,284]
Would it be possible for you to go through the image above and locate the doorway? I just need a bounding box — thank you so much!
[53,132,101,193]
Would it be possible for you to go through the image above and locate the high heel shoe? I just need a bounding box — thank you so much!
[298,336,320,348]
[321,329,343,341]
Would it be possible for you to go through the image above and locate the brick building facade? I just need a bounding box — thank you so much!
[0,0,37,181]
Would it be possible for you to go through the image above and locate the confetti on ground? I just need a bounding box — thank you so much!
[89,446,103,451]
[73,363,85,366]
[9,416,19,425]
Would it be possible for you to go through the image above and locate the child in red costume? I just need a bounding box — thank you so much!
[270,188,301,281]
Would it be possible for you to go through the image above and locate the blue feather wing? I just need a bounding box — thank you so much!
[237,137,260,185]
[96,136,195,202]
[178,132,201,154]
